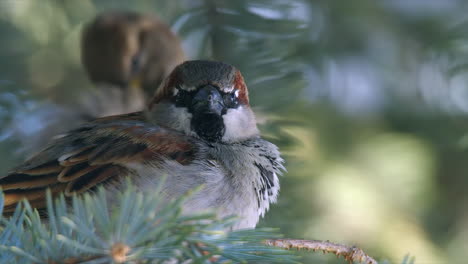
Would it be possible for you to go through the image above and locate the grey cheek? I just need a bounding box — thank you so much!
[149,103,195,136]
[169,105,193,135]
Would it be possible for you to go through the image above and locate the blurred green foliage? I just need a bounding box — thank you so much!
[1,0,468,263]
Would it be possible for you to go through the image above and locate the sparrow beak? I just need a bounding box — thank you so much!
[129,52,144,89]
[129,75,142,89]
[191,85,225,116]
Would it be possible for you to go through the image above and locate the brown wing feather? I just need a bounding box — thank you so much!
[1,112,196,215]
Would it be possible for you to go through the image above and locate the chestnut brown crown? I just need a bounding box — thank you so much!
[150,60,249,107]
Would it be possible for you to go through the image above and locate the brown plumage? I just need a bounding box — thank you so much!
[2,112,194,214]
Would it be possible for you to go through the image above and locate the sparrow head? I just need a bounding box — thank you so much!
[148,60,259,143]
[81,11,185,97]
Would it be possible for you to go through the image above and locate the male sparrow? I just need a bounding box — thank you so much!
[1,60,284,229]
[80,11,186,117]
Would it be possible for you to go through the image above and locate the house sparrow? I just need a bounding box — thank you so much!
[1,60,284,229]
[80,11,186,117]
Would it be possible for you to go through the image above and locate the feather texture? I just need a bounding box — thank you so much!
[1,112,195,213]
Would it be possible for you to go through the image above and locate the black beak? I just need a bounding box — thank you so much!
[190,85,225,116]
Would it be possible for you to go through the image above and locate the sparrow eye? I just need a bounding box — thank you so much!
[223,92,239,108]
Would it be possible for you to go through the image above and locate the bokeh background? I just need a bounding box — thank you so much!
[1,0,467,263]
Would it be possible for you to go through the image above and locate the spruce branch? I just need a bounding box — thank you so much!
[0,184,297,264]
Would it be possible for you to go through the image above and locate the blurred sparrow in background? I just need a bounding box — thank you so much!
[1,60,284,230]
[80,11,186,117]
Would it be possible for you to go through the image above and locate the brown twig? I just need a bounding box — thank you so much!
[264,239,378,264]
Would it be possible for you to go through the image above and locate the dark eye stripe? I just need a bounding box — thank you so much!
[174,89,195,107]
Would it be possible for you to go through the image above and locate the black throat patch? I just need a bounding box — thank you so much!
[191,113,225,142]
